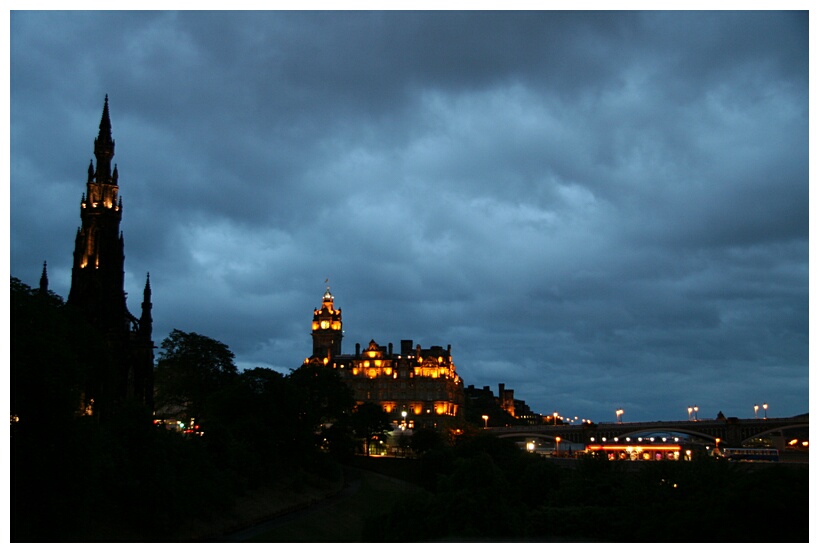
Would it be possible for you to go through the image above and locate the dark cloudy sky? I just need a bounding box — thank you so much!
[9,10,809,424]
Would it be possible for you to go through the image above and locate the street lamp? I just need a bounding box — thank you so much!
[553,412,559,426]
[754,404,759,419]
[687,406,693,421]
[693,406,699,421]
[401,410,407,429]
[762,403,768,419]
[555,436,561,455]
[616,409,623,423]
[482,415,488,429]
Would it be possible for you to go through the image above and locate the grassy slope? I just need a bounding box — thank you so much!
[243,467,424,542]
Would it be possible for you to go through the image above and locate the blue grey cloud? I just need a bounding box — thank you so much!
[10,10,809,423]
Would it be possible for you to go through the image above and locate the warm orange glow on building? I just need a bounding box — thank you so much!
[302,288,464,429]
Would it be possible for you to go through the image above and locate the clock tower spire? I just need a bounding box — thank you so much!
[312,286,343,359]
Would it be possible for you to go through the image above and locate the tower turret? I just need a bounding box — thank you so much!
[311,286,343,359]
[93,95,115,183]
[38,261,48,295]
[140,273,153,338]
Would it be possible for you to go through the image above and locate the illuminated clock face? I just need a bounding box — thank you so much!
[320,320,330,329]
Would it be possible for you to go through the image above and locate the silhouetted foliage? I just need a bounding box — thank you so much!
[10,277,110,428]
[154,329,239,423]
[409,426,445,455]
[350,401,393,456]
[367,435,809,543]
[285,364,355,446]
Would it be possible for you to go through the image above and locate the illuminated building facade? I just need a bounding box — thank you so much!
[304,287,464,428]
[67,96,154,418]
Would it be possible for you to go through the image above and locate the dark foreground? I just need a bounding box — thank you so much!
[223,452,808,543]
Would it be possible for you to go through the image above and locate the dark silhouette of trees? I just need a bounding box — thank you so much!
[154,329,239,424]
[410,426,445,455]
[364,432,809,542]
[350,401,393,456]
[10,277,111,429]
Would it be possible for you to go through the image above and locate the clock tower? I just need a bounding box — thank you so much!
[312,287,343,359]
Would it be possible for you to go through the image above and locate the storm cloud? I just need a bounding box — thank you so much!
[9,10,809,423]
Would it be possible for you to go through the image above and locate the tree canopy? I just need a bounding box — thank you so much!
[350,401,394,456]
[154,328,239,422]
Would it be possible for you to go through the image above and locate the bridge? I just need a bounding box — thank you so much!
[485,414,809,449]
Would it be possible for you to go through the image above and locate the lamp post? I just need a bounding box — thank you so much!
[553,412,559,426]
[555,436,561,456]
[687,406,693,421]
[401,410,407,430]
[482,415,488,429]
[754,404,759,419]
[616,409,623,424]
[762,403,768,419]
[693,406,699,421]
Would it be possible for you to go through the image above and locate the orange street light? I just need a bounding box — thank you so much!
[482,415,489,429]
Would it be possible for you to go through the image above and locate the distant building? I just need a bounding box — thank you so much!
[65,96,154,419]
[464,383,541,426]
[302,287,464,428]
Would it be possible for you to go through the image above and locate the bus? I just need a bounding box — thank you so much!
[720,447,779,462]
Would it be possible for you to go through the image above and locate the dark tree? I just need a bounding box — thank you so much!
[350,401,393,456]
[410,426,445,456]
[10,276,110,429]
[286,364,355,437]
[154,329,239,424]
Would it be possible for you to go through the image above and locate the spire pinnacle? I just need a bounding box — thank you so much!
[39,261,49,295]
[99,94,111,135]
[93,95,115,182]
